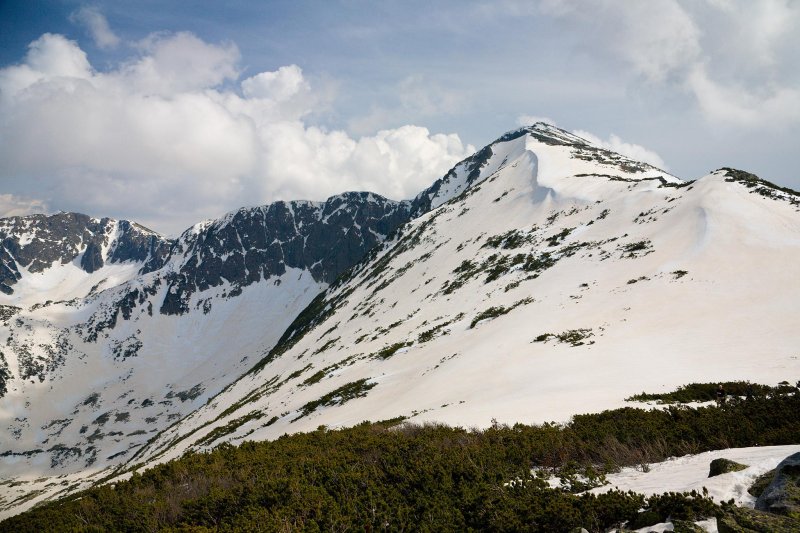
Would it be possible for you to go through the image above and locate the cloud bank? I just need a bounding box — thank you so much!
[539,0,800,127]
[0,33,473,234]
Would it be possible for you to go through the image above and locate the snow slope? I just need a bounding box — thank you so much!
[586,444,800,532]
[115,125,799,475]
[591,444,800,507]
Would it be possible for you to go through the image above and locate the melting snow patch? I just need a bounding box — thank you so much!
[590,444,800,507]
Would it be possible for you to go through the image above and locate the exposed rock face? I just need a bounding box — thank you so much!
[80,241,104,273]
[0,213,173,294]
[755,452,800,519]
[0,351,10,397]
[159,193,413,315]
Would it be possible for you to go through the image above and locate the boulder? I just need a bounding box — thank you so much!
[748,469,775,498]
[755,452,800,519]
[709,458,748,477]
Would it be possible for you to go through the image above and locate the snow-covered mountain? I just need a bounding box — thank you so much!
[1,123,799,518]
[0,193,414,503]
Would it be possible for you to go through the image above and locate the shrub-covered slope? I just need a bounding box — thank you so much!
[2,392,799,532]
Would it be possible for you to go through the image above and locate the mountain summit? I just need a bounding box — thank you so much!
[1,123,798,518]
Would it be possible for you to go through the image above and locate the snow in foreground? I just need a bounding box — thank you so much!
[590,444,800,532]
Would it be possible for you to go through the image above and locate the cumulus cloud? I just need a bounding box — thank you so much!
[572,130,668,170]
[69,6,120,49]
[538,0,800,127]
[687,64,800,126]
[0,33,473,235]
[539,0,702,83]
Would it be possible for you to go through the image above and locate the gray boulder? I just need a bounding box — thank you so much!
[709,458,748,477]
[755,452,800,519]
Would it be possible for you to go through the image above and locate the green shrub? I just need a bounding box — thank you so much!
[4,390,799,532]
[626,381,791,404]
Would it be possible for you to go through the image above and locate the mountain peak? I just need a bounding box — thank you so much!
[502,122,592,147]
[0,213,173,297]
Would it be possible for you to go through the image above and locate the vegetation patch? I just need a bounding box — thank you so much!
[174,384,204,403]
[470,306,511,329]
[82,393,100,407]
[620,239,654,258]
[483,229,536,250]
[283,364,313,384]
[7,392,800,532]
[372,342,413,361]
[546,227,574,247]
[371,320,404,340]
[417,314,464,343]
[441,249,559,294]
[301,356,359,387]
[626,381,796,404]
[196,410,265,447]
[295,379,377,420]
[534,328,594,346]
[311,337,340,356]
[470,299,532,329]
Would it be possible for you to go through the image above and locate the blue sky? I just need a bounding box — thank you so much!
[1,1,798,234]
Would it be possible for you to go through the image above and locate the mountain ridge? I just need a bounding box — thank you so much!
[0,123,798,520]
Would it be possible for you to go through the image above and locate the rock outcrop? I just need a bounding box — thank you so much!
[709,458,748,477]
[755,452,800,519]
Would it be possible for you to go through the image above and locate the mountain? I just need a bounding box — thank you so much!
[1,123,799,519]
[0,192,415,509]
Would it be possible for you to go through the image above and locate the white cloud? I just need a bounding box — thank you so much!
[686,64,800,126]
[0,32,473,235]
[539,0,701,83]
[69,6,120,49]
[0,195,48,218]
[123,32,240,95]
[728,0,797,67]
[572,130,668,170]
[538,0,800,127]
